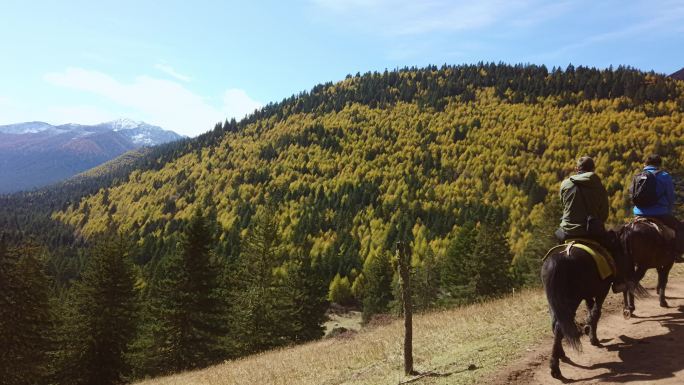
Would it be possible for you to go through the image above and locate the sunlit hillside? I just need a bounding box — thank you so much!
[134,265,684,385]
[136,289,549,385]
[54,65,684,263]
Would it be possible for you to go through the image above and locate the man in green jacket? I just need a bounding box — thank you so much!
[556,156,628,292]
[556,156,609,242]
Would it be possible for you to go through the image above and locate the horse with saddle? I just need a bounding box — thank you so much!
[541,154,684,380]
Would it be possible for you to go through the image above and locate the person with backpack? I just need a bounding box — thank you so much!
[556,156,609,242]
[631,154,684,258]
[557,156,629,292]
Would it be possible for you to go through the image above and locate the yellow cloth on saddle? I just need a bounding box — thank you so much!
[543,238,617,280]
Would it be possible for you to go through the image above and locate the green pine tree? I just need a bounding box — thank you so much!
[286,253,328,342]
[514,196,562,286]
[142,207,226,374]
[234,206,295,353]
[440,222,478,303]
[411,246,440,311]
[0,240,53,385]
[58,235,138,385]
[361,250,393,322]
[471,220,514,298]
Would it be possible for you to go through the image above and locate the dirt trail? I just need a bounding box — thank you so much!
[488,279,684,385]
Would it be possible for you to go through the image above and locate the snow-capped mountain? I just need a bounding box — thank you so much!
[0,121,64,135]
[0,119,183,193]
[98,119,183,146]
[0,119,183,146]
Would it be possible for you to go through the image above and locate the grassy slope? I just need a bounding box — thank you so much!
[136,289,549,385]
[136,264,684,385]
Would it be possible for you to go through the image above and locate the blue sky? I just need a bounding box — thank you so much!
[0,0,682,137]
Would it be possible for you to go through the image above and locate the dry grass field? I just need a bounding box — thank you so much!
[136,289,550,385]
[136,265,684,385]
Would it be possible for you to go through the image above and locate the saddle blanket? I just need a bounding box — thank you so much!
[543,239,617,280]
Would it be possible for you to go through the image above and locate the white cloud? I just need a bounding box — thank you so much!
[154,63,192,82]
[223,89,262,120]
[309,0,561,36]
[43,67,262,137]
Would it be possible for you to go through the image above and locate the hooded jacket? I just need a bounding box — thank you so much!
[559,171,609,237]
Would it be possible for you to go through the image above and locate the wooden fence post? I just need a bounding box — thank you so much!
[397,241,416,376]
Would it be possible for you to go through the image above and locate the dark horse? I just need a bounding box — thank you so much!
[620,219,676,318]
[541,230,641,380]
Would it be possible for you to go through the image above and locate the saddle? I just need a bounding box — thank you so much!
[629,217,676,241]
[543,238,617,280]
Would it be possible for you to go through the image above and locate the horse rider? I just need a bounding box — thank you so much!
[632,154,684,261]
[555,156,628,291]
[556,156,609,244]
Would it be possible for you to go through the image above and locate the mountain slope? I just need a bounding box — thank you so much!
[54,64,684,266]
[0,119,182,193]
[671,67,684,81]
[135,288,550,385]
[134,266,684,385]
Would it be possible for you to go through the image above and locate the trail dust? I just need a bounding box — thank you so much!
[487,268,684,385]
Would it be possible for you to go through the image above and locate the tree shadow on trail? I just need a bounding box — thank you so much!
[575,305,684,383]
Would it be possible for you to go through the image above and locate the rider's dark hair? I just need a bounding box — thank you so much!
[576,156,595,172]
[645,154,662,167]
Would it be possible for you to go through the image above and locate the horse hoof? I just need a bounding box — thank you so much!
[591,338,602,347]
[551,366,562,379]
[623,309,632,319]
[660,301,669,308]
[583,325,591,335]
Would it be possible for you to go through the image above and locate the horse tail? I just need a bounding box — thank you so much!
[628,280,650,299]
[542,252,581,351]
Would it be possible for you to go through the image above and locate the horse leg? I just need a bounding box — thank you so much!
[622,290,633,319]
[583,298,595,336]
[588,288,608,347]
[626,266,647,315]
[657,262,674,308]
[550,319,564,379]
[549,314,566,358]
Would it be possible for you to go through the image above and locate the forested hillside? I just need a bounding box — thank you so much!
[56,63,684,269]
[3,63,684,384]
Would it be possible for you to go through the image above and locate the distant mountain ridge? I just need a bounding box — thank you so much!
[0,119,182,146]
[671,67,684,81]
[0,119,183,193]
